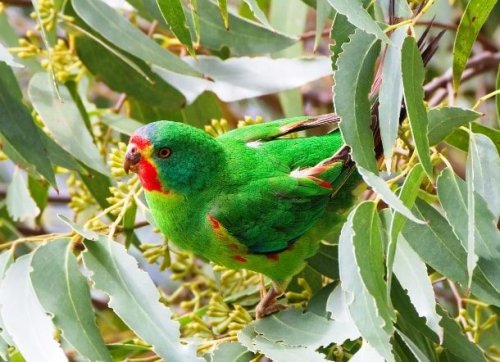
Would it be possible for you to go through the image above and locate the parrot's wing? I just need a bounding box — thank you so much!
[210,160,346,254]
[218,114,340,143]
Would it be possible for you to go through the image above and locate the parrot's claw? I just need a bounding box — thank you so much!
[255,286,285,319]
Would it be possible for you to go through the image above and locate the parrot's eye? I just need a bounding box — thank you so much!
[157,147,171,159]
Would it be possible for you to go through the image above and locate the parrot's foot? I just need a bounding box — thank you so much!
[255,286,285,319]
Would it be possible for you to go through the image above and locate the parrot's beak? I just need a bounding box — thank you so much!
[124,146,141,174]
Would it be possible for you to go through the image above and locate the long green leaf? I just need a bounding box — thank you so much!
[386,163,425,293]
[0,62,56,187]
[427,107,482,145]
[243,0,271,27]
[452,0,497,90]
[217,0,229,29]
[60,221,203,361]
[28,72,108,175]
[6,167,40,222]
[72,0,200,76]
[0,251,14,358]
[469,133,500,218]
[31,239,112,362]
[187,0,296,56]
[445,122,500,153]
[393,235,442,341]
[402,200,500,306]
[326,0,389,43]
[156,0,195,56]
[379,26,407,170]
[0,255,67,362]
[335,29,380,173]
[75,36,185,109]
[401,36,433,179]
[339,202,394,361]
[357,166,424,224]
[314,0,332,51]
[437,168,500,290]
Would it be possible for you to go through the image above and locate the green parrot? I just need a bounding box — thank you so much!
[124,114,361,317]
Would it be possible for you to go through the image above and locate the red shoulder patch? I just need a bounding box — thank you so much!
[208,214,221,230]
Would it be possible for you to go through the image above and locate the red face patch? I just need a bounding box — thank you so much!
[130,135,150,150]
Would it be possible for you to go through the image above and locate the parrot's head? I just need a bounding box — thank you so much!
[124,121,226,195]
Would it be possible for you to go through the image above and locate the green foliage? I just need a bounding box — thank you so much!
[0,0,499,361]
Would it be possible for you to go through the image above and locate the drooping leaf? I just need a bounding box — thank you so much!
[100,112,144,136]
[335,29,380,174]
[75,35,185,109]
[62,222,202,361]
[0,62,56,187]
[339,202,394,361]
[452,0,497,90]
[252,308,356,347]
[30,239,112,362]
[445,122,500,153]
[402,200,500,307]
[437,168,500,290]
[28,175,49,214]
[313,0,332,51]
[156,0,195,56]
[393,235,442,341]
[269,0,308,117]
[208,342,254,362]
[28,72,109,175]
[326,0,389,42]
[243,0,271,27]
[155,56,332,104]
[466,130,478,287]
[6,168,40,222]
[379,26,407,170]
[397,330,433,362]
[325,285,361,342]
[357,166,424,224]
[0,42,22,68]
[427,107,482,146]
[306,243,339,279]
[468,133,500,218]
[238,322,326,362]
[0,255,67,362]
[217,0,229,29]
[386,163,426,296]
[0,250,14,358]
[186,0,296,56]
[330,13,355,71]
[439,307,486,362]
[72,0,200,77]
[401,36,433,179]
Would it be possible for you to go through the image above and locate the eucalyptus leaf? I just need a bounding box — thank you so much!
[216,0,229,29]
[186,0,296,56]
[335,30,380,174]
[437,168,500,290]
[427,107,482,146]
[6,168,40,222]
[445,122,500,153]
[468,133,500,218]
[330,13,355,70]
[393,235,442,341]
[31,239,112,362]
[402,200,500,306]
[75,35,185,109]
[401,36,433,179]
[339,202,394,361]
[243,0,271,27]
[314,0,332,51]
[100,113,144,136]
[326,0,389,43]
[0,42,22,68]
[325,285,361,342]
[0,255,67,362]
[379,26,407,170]
[28,72,109,175]
[209,342,254,362]
[0,250,14,355]
[452,0,497,90]
[155,56,333,104]
[79,231,202,361]
[156,0,195,56]
[72,0,200,76]
[0,62,56,187]
[357,166,424,224]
